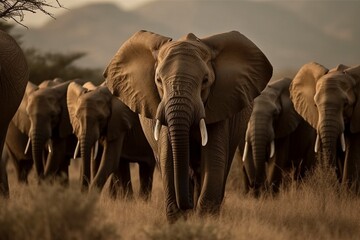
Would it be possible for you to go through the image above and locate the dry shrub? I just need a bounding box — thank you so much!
[0,183,119,240]
[139,219,232,240]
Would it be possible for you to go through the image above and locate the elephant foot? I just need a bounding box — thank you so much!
[166,203,188,223]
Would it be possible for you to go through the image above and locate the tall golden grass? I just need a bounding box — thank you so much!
[1,158,359,240]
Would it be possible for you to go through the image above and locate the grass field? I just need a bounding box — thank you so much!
[1,158,360,240]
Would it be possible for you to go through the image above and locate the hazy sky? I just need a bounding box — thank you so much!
[18,0,155,27]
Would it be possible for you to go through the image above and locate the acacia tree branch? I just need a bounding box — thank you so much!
[0,0,63,27]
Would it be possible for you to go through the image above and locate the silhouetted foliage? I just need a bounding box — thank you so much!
[1,20,103,85]
[25,48,103,85]
[0,0,62,27]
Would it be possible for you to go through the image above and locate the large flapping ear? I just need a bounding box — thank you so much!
[107,96,137,142]
[82,81,97,91]
[345,65,360,133]
[67,82,86,135]
[201,31,273,123]
[329,64,349,73]
[104,30,172,119]
[12,82,38,134]
[289,62,328,129]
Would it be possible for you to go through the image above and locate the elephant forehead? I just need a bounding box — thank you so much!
[317,72,354,91]
[158,41,211,62]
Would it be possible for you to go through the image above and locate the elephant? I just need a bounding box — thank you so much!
[289,62,360,192]
[67,81,156,200]
[2,79,65,185]
[24,79,85,184]
[104,30,272,221]
[241,77,317,195]
[0,30,29,197]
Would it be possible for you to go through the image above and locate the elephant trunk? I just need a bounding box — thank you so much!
[30,132,48,181]
[318,109,343,168]
[166,97,194,210]
[80,135,93,190]
[250,127,270,190]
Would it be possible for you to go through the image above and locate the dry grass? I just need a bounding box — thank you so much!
[1,158,360,240]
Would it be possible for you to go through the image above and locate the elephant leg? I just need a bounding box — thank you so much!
[138,160,155,201]
[18,160,33,184]
[267,139,288,194]
[90,136,124,191]
[0,129,9,198]
[91,145,103,181]
[44,139,69,185]
[198,121,229,216]
[110,159,133,200]
[343,133,360,193]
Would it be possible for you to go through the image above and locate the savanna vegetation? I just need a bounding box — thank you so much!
[1,157,359,240]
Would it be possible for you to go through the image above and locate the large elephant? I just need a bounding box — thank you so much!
[104,30,272,221]
[25,79,85,184]
[289,62,360,192]
[242,77,316,195]
[0,30,28,197]
[3,79,65,185]
[67,82,156,199]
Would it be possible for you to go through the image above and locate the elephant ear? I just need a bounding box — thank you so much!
[289,62,328,129]
[104,30,172,119]
[345,65,360,133]
[201,31,273,123]
[67,82,86,136]
[82,81,97,91]
[265,77,301,138]
[329,64,349,73]
[12,82,38,134]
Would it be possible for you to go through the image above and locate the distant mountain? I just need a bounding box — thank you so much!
[16,0,360,77]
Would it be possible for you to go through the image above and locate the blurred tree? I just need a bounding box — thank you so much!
[25,48,103,85]
[0,0,62,27]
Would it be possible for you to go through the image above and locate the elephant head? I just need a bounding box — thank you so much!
[243,77,303,189]
[289,62,360,169]
[67,82,134,189]
[26,81,75,179]
[104,30,272,210]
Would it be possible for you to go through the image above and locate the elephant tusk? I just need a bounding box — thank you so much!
[270,140,275,158]
[73,140,80,159]
[24,138,31,154]
[47,139,53,153]
[199,118,208,146]
[315,134,320,153]
[154,119,161,141]
[93,141,99,159]
[340,133,346,152]
[242,141,249,162]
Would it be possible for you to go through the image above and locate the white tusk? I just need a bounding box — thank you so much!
[199,118,208,146]
[154,119,161,141]
[242,141,249,162]
[73,140,80,159]
[340,133,346,152]
[315,134,320,153]
[93,141,99,159]
[270,140,275,158]
[24,138,31,154]
[47,139,53,153]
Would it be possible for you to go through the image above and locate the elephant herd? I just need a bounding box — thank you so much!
[1,29,360,222]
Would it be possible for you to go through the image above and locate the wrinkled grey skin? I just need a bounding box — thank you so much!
[67,82,156,199]
[105,30,272,222]
[290,62,360,193]
[0,30,28,197]
[241,77,316,196]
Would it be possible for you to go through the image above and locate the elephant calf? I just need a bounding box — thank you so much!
[67,82,156,200]
[242,77,317,195]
